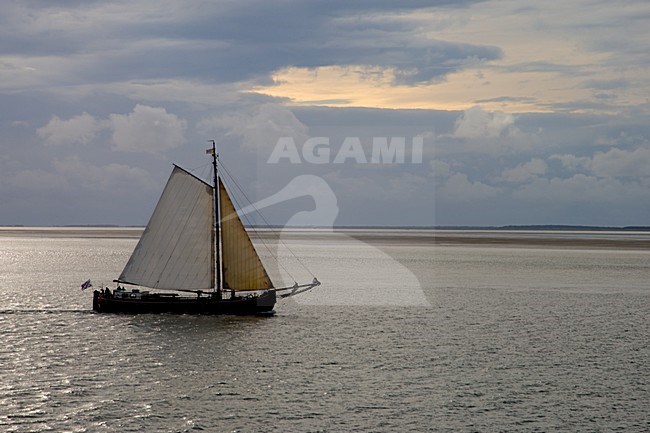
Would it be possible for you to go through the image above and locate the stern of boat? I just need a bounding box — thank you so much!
[92,290,100,311]
[256,290,276,311]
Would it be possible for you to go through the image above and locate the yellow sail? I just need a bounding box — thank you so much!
[219,181,273,291]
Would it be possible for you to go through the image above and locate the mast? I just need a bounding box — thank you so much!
[209,140,222,298]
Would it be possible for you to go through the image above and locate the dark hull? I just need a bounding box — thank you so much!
[93,290,275,315]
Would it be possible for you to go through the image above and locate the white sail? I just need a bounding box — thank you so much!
[219,181,273,291]
[118,166,214,290]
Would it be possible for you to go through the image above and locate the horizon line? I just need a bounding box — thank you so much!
[2,224,650,231]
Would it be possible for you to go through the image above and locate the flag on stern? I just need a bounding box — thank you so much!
[81,279,92,290]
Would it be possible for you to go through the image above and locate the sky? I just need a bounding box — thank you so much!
[1,0,649,227]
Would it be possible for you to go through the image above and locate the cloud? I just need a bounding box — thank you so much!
[9,156,157,203]
[37,112,102,146]
[198,103,309,152]
[50,156,157,195]
[4,155,160,226]
[317,169,433,225]
[499,61,585,77]
[551,146,650,178]
[500,158,548,183]
[550,153,589,171]
[430,159,451,179]
[205,1,501,85]
[441,105,536,155]
[513,174,650,204]
[581,78,630,90]
[0,1,499,93]
[3,1,650,227]
[11,168,69,191]
[474,96,537,104]
[437,172,499,202]
[453,105,517,139]
[589,147,650,178]
[109,104,186,153]
[35,105,187,153]
[101,79,251,106]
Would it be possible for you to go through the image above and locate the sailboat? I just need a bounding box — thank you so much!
[92,141,320,315]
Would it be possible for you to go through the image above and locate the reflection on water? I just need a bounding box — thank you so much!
[0,230,648,432]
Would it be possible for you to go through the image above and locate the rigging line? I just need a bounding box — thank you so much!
[188,162,211,173]
[218,158,316,278]
[219,164,297,282]
[187,162,213,186]
[219,161,315,278]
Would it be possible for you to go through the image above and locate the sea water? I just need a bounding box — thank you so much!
[0,229,648,432]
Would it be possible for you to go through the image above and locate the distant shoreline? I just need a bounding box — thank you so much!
[2,226,650,250]
[2,224,650,231]
[0,227,144,238]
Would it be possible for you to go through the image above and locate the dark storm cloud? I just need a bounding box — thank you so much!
[499,61,586,76]
[0,0,499,86]
[475,96,538,104]
[2,0,650,227]
[581,78,630,90]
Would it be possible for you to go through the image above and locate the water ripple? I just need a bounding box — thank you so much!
[1,234,649,431]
